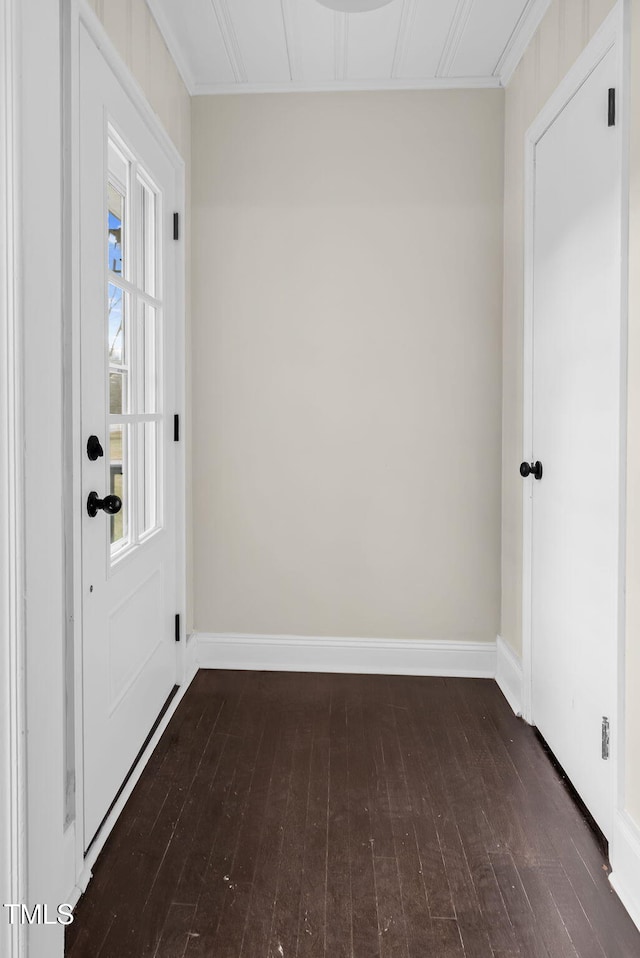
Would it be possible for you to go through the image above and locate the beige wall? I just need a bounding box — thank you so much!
[500,0,616,657]
[191,90,504,639]
[625,0,640,823]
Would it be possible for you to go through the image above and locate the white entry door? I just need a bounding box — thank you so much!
[80,26,181,847]
[529,46,621,838]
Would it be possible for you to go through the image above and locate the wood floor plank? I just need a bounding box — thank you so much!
[66,673,640,958]
[295,676,331,958]
[347,678,381,958]
[238,704,297,958]
[323,685,353,958]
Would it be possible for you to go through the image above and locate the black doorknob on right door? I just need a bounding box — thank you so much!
[520,461,543,480]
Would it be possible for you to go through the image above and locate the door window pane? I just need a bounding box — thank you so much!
[109,370,128,415]
[139,177,157,297]
[107,183,124,275]
[108,284,126,365]
[107,139,129,279]
[139,421,158,536]
[140,302,157,413]
[110,424,128,551]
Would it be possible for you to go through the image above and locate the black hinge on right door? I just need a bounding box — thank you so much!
[602,716,610,759]
[175,613,181,643]
[608,88,616,127]
[173,212,180,241]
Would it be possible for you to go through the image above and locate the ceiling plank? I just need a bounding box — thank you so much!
[450,0,531,77]
[218,0,290,83]
[210,0,247,82]
[437,0,476,77]
[397,0,459,79]
[347,1,405,80]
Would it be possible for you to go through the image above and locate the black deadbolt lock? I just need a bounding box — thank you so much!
[87,435,104,461]
[87,491,122,518]
[520,461,543,481]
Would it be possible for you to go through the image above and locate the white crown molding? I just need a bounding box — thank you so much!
[193,632,497,677]
[495,636,524,717]
[610,811,640,932]
[495,0,553,87]
[145,0,197,95]
[190,74,502,95]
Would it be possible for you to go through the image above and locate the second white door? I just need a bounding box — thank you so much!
[529,45,621,838]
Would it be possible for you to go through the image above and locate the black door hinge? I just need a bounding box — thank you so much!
[602,716,610,759]
[608,88,616,127]
[175,613,181,643]
[174,414,180,442]
[173,212,180,241]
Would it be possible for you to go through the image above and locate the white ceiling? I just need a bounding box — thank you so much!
[146,0,552,96]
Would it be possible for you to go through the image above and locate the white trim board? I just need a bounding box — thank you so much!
[193,633,497,677]
[495,636,523,717]
[189,76,503,96]
[610,811,640,932]
[0,1,27,957]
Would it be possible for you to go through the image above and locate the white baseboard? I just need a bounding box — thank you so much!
[193,632,497,678]
[67,660,198,909]
[495,635,523,716]
[182,630,199,683]
[610,811,640,932]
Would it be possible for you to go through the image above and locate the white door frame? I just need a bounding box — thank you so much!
[521,0,630,832]
[0,0,27,956]
[63,0,192,905]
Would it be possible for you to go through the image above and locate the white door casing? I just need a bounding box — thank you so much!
[523,17,624,840]
[80,23,181,849]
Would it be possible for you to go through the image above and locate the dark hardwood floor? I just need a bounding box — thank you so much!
[66,671,640,958]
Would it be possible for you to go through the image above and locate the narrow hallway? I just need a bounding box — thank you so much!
[66,672,640,957]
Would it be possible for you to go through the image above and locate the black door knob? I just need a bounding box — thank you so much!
[520,461,543,480]
[87,435,104,461]
[87,491,122,517]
